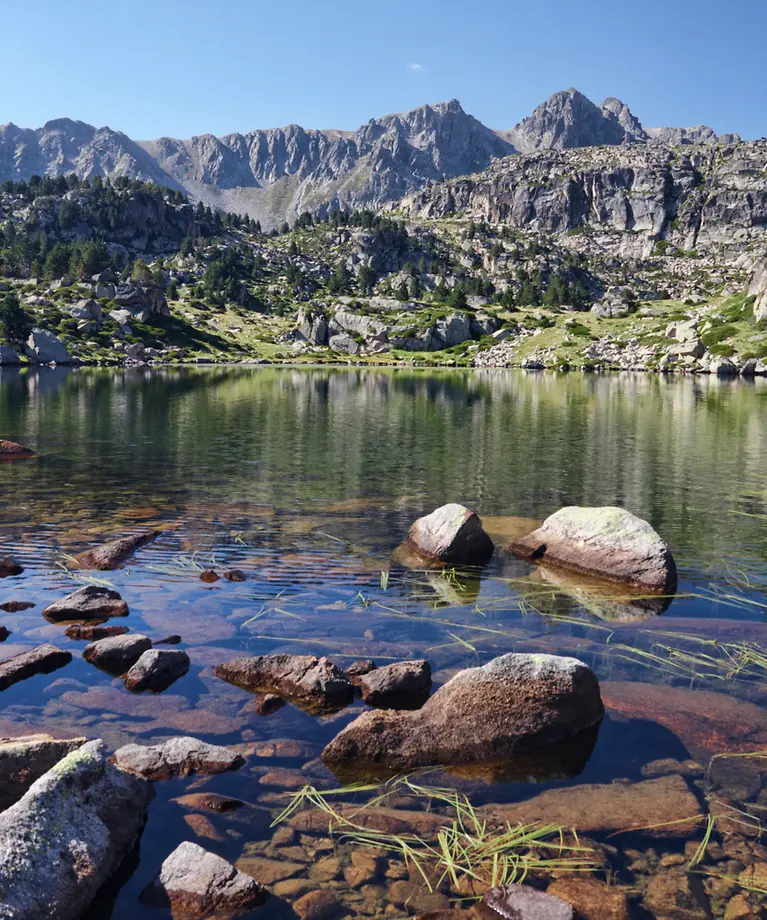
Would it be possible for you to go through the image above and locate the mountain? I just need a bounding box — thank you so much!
[0,92,745,228]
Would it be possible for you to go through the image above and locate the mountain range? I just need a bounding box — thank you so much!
[0,89,747,229]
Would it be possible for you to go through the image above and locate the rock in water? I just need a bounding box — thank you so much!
[83,634,153,675]
[0,601,34,613]
[112,736,244,780]
[483,883,574,920]
[215,653,354,713]
[0,645,72,691]
[357,660,432,708]
[141,841,266,915]
[65,624,129,641]
[0,734,86,810]
[125,649,190,692]
[76,531,161,570]
[404,503,494,565]
[509,506,677,592]
[0,440,36,460]
[0,740,152,920]
[322,653,603,774]
[43,585,129,621]
[0,557,23,577]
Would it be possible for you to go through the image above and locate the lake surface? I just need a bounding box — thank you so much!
[1,366,766,918]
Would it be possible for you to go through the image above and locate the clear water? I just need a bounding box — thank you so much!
[0,366,766,918]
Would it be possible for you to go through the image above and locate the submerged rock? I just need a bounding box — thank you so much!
[112,736,244,781]
[76,530,161,570]
[43,585,129,621]
[173,792,245,814]
[125,649,190,692]
[249,692,286,715]
[483,884,574,920]
[509,506,677,593]
[0,601,34,612]
[215,653,355,713]
[83,634,152,675]
[223,569,247,582]
[141,841,266,916]
[0,557,23,578]
[404,503,494,566]
[357,660,432,708]
[0,740,152,920]
[0,644,72,691]
[65,623,129,641]
[547,878,630,920]
[0,733,86,810]
[0,439,36,460]
[322,653,603,775]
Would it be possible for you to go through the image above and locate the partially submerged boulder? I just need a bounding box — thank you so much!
[0,644,72,691]
[322,653,603,775]
[141,841,266,916]
[0,601,34,612]
[112,736,244,781]
[43,585,129,621]
[0,740,152,920]
[483,884,574,920]
[357,660,432,709]
[509,506,677,593]
[125,649,190,692]
[83,634,153,675]
[0,734,86,810]
[215,653,355,714]
[76,530,161,570]
[0,440,35,461]
[403,503,494,566]
[0,557,23,577]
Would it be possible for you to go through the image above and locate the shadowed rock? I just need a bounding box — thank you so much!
[223,569,247,582]
[141,841,266,915]
[0,439,36,460]
[403,503,494,566]
[482,884,574,919]
[216,653,354,714]
[125,649,190,692]
[112,736,244,781]
[0,644,72,691]
[65,624,129,641]
[0,734,86,810]
[0,601,34,613]
[173,792,245,814]
[76,531,161,570]
[0,740,152,920]
[509,506,676,593]
[83,634,152,676]
[358,660,432,709]
[0,558,23,578]
[43,586,129,621]
[322,653,603,775]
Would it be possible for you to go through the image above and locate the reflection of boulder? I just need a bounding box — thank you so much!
[426,569,481,606]
[533,565,672,620]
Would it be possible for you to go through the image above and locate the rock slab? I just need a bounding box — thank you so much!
[0,740,152,920]
[77,531,161,570]
[43,585,129,621]
[0,734,86,810]
[142,841,266,916]
[405,503,494,566]
[0,644,72,691]
[509,505,677,592]
[322,652,603,773]
[113,736,244,780]
[358,659,432,708]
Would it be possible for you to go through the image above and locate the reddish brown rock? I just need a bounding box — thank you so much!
[223,569,247,582]
[322,653,603,775]
[547,878,630,920]
[142,841,266,914]
[83,634,152,675]
[199,569,220,584]
[124,649,190,692]
[404,503,494,566]
[293,889,341,920]
[0,439,35,460]
[0,558,23,578]
[43,586,129,621]
[65,623,129,641]
[0,644,72,691]
[76,531,161,571]
[509,506,676,593]
[642,868,710,919]
[483,884,574,920]
[357,659,431,708]
[173,792,245,814]
[112,736,244,781]
[288,805,451,837]
[216,653,354,713]
[485,775,701,838]
[0,600,34,613]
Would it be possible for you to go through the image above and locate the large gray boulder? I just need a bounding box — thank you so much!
[322,652,603,774]
[113,736,244,781]
[509,506,677,593]
[328,332,360,355]
[432,312,471,348]
[0,734,86,810]
[43,585,129,621]
[0,740,152,920]
[25,329,73,365]
[125,648,190,692]
[403,503,494,566]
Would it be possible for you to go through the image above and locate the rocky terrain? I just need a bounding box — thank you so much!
[0,89,748,230]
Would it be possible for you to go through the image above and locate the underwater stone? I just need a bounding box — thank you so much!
[77,530,161,570]
[483,883,574,920]
[0,644,72,691]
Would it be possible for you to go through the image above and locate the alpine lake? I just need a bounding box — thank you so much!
[1,364,767,920]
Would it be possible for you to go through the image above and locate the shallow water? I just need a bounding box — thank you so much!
[1,365,766,918]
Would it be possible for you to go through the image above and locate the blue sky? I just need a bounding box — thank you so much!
[3,0,765,140]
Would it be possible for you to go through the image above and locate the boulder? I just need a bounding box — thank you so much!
[483,884,574,920]
[76,530,161,570]
[109,309,133,329]
[470,312,502,338]
[0,346,21,365]
[432,312,472,348]
[69,299,103,323]
[0,740,152,920]
[0,440,35,460]
[65,624,129,641]
[404,503,494,566]
[43,585,129,621]
[91,269,117,284]
[83,634,153,676]
[113,282,144,307]
[357,660,432,708]
[125,649,190,692]
[0,601,33,613]
[0,556,23,576]
[328,332,361,355]
[112,736,244,781]
[93,282,116,299]
[215,653,354,714]
[509,506,677,593]
[707,356,738,376]
[322,653,603,775]
[141,841,266,916]
[25,329,73,365]
[546,879,630,920]
[0,645,72,691]
[0,734,86,810]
